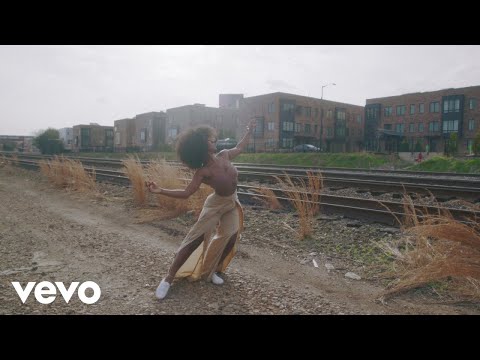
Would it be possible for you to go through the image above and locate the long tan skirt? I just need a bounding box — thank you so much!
[175,191,244,282]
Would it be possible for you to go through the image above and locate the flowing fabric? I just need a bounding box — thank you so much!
[175,191,244,282]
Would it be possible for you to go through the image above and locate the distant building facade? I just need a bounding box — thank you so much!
[72,123,114,152]
[113,112,167,152]
[58,127,73,150]
[237,92,365,152]
[219,94,244,109]
[166,104,239,144]
[365,85,480,154]
[0,135,35,152]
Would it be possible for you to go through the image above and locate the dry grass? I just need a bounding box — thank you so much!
[252,186,282,210]
[274,171,323,240]
[144,159,189,214]
[379,192,480,302]
[39,155,96,192]
[0,154,11,167]
[122,155,147,206]
[125,158,213,221]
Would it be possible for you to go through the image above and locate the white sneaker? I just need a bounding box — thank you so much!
[155,279,171,299]
[211,272,224,285]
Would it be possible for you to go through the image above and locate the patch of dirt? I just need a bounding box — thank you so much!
[0,166,478,315]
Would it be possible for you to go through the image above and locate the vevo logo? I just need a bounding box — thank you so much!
[11,281,101,304]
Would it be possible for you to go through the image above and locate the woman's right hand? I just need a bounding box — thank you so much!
[145,181,158,192]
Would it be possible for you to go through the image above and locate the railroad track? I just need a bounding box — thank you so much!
[4,152,480,202]
[6,157,480,226]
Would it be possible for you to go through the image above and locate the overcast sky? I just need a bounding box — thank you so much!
[1,45,480,136]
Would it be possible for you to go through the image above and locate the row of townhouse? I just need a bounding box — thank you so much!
[364,85,480,154]
[237,92,364,153]
[56,85,480,154]
[61,95,243,153]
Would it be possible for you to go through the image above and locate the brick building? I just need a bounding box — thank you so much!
[237,92,364,152]
[166,104,239,144]
[113,112,167,152]
[365,85,480,154]
[72,123,114,152]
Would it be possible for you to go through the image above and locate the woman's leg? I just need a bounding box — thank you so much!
[164,234,204,283]
[218,232,238,265]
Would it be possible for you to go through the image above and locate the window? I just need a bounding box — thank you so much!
[356,115,362,123]
[409,123,415,133]
[419,103,424,113]
[366,107,378,119]
[305,107,311,117]
[305,124,311,133]
[443,99,460,113]
[168,128,177,138]
[468,119,475,131]
[327,128,333,136]
[266,139,275,148]
[267,122,275,131]
[384,124,392,130]
[327,110,333,118]
[296,106,303,116]
[396,105,406,116]
[81,128,90,147]
[395,123,405,133]
[429,121,440,132]
[295,123,302,133]
[268,102,275,113]
[115,132,121,145]
[314,108,319,118]
[384,106,392,117]
[105,129,113,138]
[282,138,294,148]
[140,129,147,142]
[410,104,415,115]
[418,123,424,132]
[314,125,318,133]
[282,103,295,112]
[469,98,477,110]
[430,101,440,113]
[336,109,346,120]
[442,120,459,132]
[282,121,294,131]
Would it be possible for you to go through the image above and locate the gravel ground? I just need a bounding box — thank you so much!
[1,165,479,315]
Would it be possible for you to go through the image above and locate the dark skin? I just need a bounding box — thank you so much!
[146,119,256,283]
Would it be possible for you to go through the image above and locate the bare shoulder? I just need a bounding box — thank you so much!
[196,166,209,177]
[216,149,230,159]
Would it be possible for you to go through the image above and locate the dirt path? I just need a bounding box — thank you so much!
[0,168,478,314]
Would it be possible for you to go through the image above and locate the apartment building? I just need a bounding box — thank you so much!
[237,92,364,152]
[58,127,73,150]
[72,123,114,152]
[365,85,480,154]
[113,112,167,152]
[166,103,239,144]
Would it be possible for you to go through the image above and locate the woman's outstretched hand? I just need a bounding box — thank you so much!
[247,118,257,134]
[145,181,159,193]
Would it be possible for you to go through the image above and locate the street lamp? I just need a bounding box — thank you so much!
[321,83,336,100]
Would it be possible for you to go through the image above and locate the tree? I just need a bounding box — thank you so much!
[33,128,64,154]
[474,130,480,155]
[446,132,458,157]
